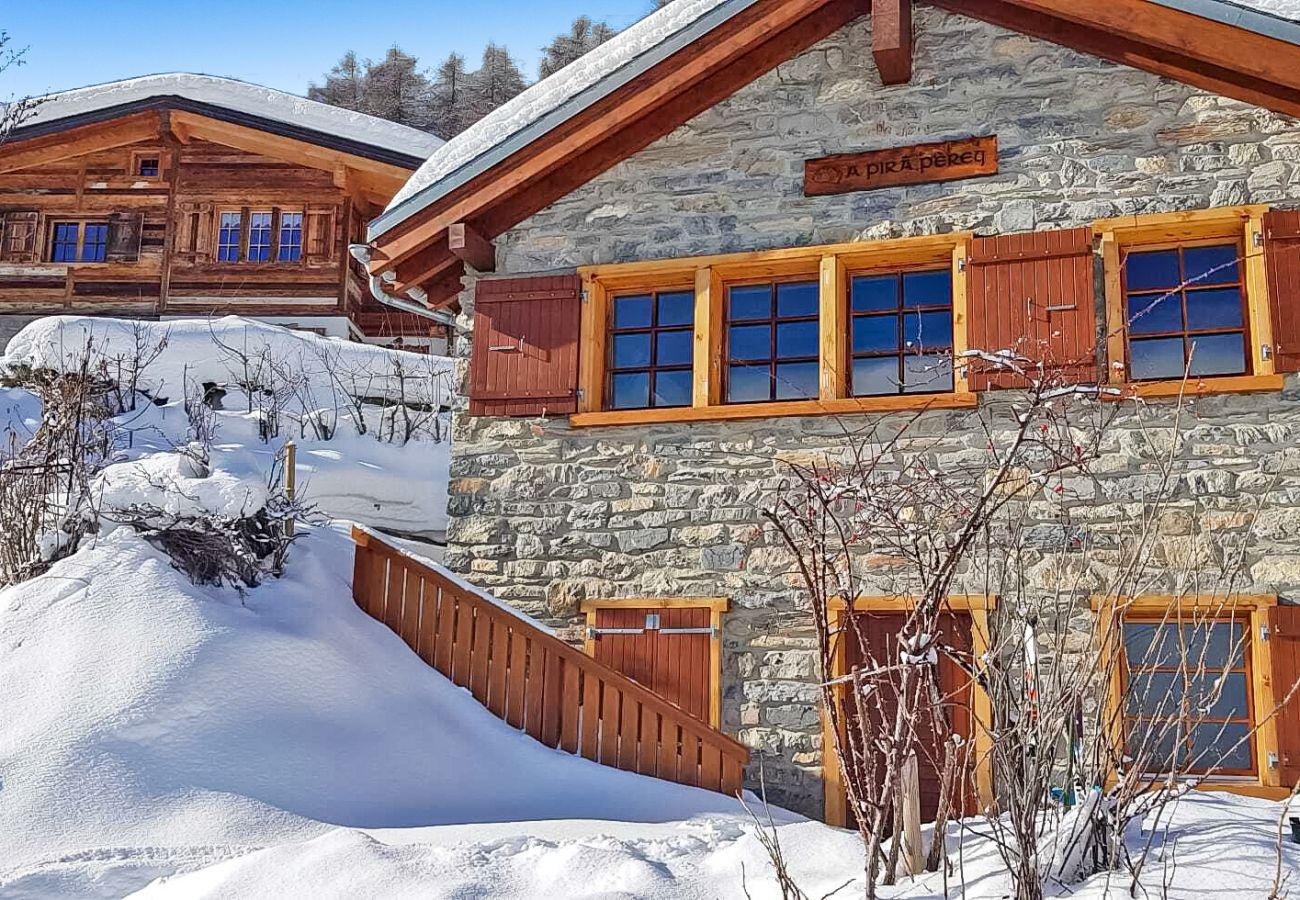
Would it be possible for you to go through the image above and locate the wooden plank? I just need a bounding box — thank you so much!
[399,568,421,649]
[721,755,744,797]
[433,584,457,675]
[638,704,659,777]
[805,136,997,197]
[818,254,846,401]
[600,682,623,765]
[618,693,641,771]
[872,0,913,85]
[540,648,564,748]
[487,616,511,719]
[560,659,581,754]
[451,593,475,688]
[506,629,530,730]
[679,732,701,787]
[578,274,608,413]
[469,607,494,704]
[657,720,679,783]
[383,557,405,635]
[579,667,602,761]
[448,222,496,272]
[692,267,725,407]
[524,641,547,740]
[570,390,978,427]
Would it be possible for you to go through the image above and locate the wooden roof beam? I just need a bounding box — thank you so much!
[389,240,461,296]
[370,0,839,270]
[0,112,161,175]
[873,0,913,85]
[448,222,496,272]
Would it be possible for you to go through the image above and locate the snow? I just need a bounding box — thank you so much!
[1237,0,1300,20]
[381,0,733,217]
[2,315,455,537]
[16,73,442,160]
[0,524,755,898]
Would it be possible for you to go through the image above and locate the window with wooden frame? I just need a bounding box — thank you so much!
[132,152,161,179]
[849,267,954,396]
[278,212,304,263]
[1095,594,1299,798]
[607,288,695,410]
[214,210,306,265]
[575,234,975,427]
[1097,206,1283,397]
[49,221,109,263]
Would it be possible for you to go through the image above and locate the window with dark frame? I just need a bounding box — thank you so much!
[606,289,695,410]
[1121,618,1255,775]
[726,279,820,403]
[137,156,160,178]
[1122,242,1249,381]
[247,212,273,262]
[217,212,242,262]
[278,212,304,262]
[849,268,955,396]
[50,221,109,263]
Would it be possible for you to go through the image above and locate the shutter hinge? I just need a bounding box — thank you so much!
[576,388,586,401]
[1261,623,1271,643]
[1268,751,1279,770]
[1255,231,1265,248]
[957,258,967,273]
[581,289,590,303]
[1262,344,1274,361]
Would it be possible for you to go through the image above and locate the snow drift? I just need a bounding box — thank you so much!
[0,524,749,897]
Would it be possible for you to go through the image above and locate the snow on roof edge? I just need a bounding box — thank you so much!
[371,0,752,239]
[15,73,443,162]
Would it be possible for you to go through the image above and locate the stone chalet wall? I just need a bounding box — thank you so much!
[442,7,1300,817]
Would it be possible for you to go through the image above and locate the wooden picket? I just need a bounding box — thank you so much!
[350,526,749,796]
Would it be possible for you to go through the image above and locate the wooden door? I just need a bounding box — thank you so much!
[839,611,976,824]
[590,606,714,723]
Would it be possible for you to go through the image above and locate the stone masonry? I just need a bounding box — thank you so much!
[443,7,1300,817]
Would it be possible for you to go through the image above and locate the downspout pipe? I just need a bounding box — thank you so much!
[349,243,459,328]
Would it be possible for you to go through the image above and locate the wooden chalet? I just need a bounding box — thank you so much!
[355,0,1300,821]
[0,74,445,350]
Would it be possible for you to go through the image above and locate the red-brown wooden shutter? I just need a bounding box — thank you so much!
[1270,604,1300,786]
[965,227,1098,390]
[1263,209,1300,373]
[304,205,337,263]
[0,211,40,263]
[106,212,143,263]
[468,274,582,417]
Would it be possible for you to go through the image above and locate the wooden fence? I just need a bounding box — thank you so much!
[351,527,749,795]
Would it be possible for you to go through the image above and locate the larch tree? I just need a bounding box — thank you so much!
[307,51,366,113]
[539,16,616,79]
[466,43,526,124]
[363,46,433,129]
[428,52,473,141]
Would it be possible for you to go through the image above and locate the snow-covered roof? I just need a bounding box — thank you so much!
[14,73,442,167]
[371,0,1300,239]
[370,0,746,238]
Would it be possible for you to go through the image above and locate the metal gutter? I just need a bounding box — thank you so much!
[6,96,431,169]
[367,0,760,242]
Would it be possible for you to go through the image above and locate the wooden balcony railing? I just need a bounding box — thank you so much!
[351,526,749,795]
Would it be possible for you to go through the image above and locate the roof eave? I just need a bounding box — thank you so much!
[367,0,761,243]
[8,96,429,170]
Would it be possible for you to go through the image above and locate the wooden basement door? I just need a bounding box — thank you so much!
[839,611,977,825]
[586,603,720,726]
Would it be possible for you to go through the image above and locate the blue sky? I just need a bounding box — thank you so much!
[2,0,658,99]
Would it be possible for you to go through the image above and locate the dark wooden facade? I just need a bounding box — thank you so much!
[0,108,440,347]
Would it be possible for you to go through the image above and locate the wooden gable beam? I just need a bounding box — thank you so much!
[0,112,161,175]
[371,0,847,271]
[448,222,496,272]
[872,0,913,85]
[391,240,461,296]
[167,111,413,195]
[941,0,1300,119]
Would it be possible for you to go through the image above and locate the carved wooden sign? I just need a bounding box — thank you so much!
[804,135,998,196]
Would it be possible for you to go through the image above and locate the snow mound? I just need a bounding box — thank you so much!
[380,0,733,219]
[96,451,268,521]
[4,315,454,408]
[0,524,749,897]
[16,73,441,161]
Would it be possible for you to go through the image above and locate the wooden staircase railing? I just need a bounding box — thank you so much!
[351,526,749,795]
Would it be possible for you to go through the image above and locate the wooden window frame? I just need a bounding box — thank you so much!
[606,286,697,411]
[579,597,728,728]
[214,208,305,266]
[821,594,996,828]
[575,233,976,427]
[846,263,957,398]
[1093,593,1289,798]
[723,275,822,404]
[1096,206,1284,398]
[130,150,162,181]
[48,219,110,265]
